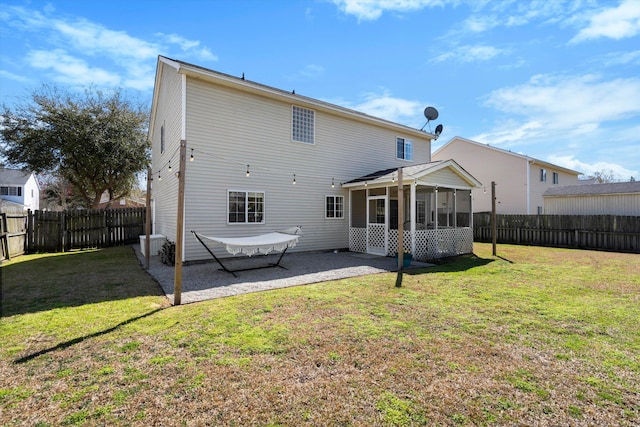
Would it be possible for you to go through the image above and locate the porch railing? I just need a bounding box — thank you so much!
[349,227,473,261]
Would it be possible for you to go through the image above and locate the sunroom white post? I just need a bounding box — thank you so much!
[410,180,416,255]
[453,189,457,228]
[434,186,439,230]
[385,186,389,256]
[365,187,369,253]
[470,190,474,230]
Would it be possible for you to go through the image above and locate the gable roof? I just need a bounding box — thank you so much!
[151,56,437,142]
[543,181,640,197]
[342,159,482,189]
[434,136,582,176]
[0,169,34,186]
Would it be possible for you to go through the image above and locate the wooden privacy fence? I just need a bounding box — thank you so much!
[1,210,28,261]
[15,207,146,256]
[474,213,640,253]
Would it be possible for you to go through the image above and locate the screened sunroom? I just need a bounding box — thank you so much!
[343,160,482,261]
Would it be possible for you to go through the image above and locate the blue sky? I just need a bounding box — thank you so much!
[1,0,639,180]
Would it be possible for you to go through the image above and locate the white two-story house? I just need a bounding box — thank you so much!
[149,56,481,262]
[0,168,40,210]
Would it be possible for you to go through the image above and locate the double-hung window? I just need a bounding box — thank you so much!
[396,137,413,161]
[228,190,265,224]
[540,168,547,182]
[292,105,315,144]
[553,172,559,184]
[326,195,344,219]
[0,186,21,196]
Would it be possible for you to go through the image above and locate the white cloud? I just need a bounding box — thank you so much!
[0,69,31,83]
[331,0,446,22]
[155,33,218,61]
[571,0,640,43]
[547,154,638,181]
[484,73,640,130]
[432,44,507,63]
[0,5,217,92]
[334,90,424,125]
[26,49,122,87]
[54,20,159,60]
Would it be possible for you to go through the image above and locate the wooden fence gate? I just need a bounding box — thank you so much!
[0,207,147,258]
[474,213,640,253]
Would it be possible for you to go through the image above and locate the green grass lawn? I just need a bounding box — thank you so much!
[1,244,638,426]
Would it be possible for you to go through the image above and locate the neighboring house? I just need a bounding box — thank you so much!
[96,191,146,209]
[543,181,640,215]
[0,168,40,210]
[432,136,581,214]
[149,56,481,262]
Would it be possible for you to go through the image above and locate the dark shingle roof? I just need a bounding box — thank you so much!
[543,181,640,197]
[0,169,32,186]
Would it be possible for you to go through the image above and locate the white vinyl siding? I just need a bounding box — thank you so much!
[150,61,183,241]
[153,66,431,261]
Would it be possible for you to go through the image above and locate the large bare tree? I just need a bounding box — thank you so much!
[1,85,149,208]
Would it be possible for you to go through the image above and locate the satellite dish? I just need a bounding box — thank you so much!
[424,106,439,121]
[420,106,439,131]
[434,124,443,140]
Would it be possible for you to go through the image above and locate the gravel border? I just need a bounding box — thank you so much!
[134,246,434,304]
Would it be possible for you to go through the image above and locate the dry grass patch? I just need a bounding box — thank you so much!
[1,244,638,425]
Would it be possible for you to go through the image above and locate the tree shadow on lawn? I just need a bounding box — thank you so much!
[1,247,167,317]
[405,252,496,275]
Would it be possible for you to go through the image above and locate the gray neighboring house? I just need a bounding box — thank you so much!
[0,168,40,211]
[543,181,640,215]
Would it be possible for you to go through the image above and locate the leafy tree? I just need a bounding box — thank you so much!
[0,86,149,208]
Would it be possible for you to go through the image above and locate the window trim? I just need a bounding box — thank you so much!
[540,168,547,182]
[396,136,413,161]
[325,195,345,219]
[552,172,559,185]
[0,186,22,196]
[227,189,266,225]
[291,105,315,145]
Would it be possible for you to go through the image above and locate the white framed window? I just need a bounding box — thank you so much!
[325,195,344,219]
[540,168,547,182]
[0,186,21,196]
[228,190,265,224]
[553,172,559,184]
[292,105,315,144]
[396,137,413,161]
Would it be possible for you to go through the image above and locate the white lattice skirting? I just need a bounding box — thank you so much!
[349,227,474,261]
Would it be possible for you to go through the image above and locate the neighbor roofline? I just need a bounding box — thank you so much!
[434,136,582,176]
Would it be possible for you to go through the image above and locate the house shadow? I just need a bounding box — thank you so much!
[1,248,167,318]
